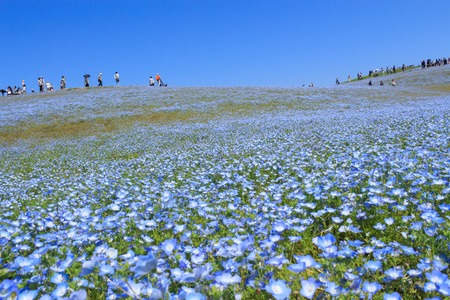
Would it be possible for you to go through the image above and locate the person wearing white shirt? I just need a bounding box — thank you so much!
[114,72,119,86]
[149,76,155,86]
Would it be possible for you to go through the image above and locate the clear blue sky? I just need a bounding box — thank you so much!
[1,0,449,88]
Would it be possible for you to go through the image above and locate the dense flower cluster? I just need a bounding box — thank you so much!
[0,67,449,299]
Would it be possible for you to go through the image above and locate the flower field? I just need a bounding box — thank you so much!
[0,66,450,299]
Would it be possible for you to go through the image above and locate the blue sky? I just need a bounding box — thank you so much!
[1,0,449,88]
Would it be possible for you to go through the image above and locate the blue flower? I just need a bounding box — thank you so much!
[383,292,402,300]
[384,268,404,280]
[17,290,38,300]
[287,262,306,273]
[160,238,178,256]
[51,283,68,298]
[265,278,291,300]
[68,289,87,300]
[312,233,336,250]
[426,269,448,285]
[50,273,68,284]
[324,282,344,296]
[364,260,382,272]
[300,277,317,299]
[362,281,382,296]
[79,256,99,277]
[132,253,157,278]
[215,272,241,286]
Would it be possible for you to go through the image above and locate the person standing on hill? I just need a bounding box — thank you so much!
[84,77,89,87]
[114,72,120,86]
[348,75,351,82]
[98,73,103,86]
[155,73,162,86]
[61,76,66,89]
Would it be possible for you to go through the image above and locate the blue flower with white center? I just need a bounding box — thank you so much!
[384,217,394,225]
[406,269,422,277]
[287,261,306,273]
[265,278,291,300]
[424,282,437,292]
[265,254,289,268]
[325,282,344,296]
[383,292,402,300]
[79,256,99,277]
[364,260,382,272]
[426,269,448,285]
[433,259,448,271]
[300,277,317,299]
[99,262,115,276]
[424,226,437,236]
[51,283,68,298]
[373,223,386,230]
[215,272,241,286]
[68,289,87,300]
[160,238,178,256]
[132,253,157,278]
[438,283,450,296]
[50,273,68,284]
[362,281,383,297]
[312,233,336,250]
[17,290,38,300]
[105,247,118,259]
[384,268,404,280]
[186,293,206,300]
[288,236,302,242]
[294,255,321,269]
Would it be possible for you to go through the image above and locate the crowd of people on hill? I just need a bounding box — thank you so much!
[2,72,168,96]
[336,56,449,85]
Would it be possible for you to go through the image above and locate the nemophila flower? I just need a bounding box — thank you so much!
[385,268,404,280]
[362,281,383,297]
[160,238,178,256]
[312,233,336,250]
[325,282,344,296]
[424,282,437,292]
[68,289,87,300]
[400,246,419,255]
[99,262,115,275]
[406,269,422,277]
[383,292,402,300]
[186,293,206,300]
[17,290,38,300]
[50,273,68,284]
[331,216,343,223]
[51,283,68,298]
[215,272,241,286]
[425,226,438,236]
[433,259,448,271]
[265,254,289,268]
[374,223,386,230]
[320,245,338,259]
[438,284,450,296]
[287,262,306,273]
[119,249,135,260]
[294,255,321,269]
[79,256,99,277]
[106,247,118,259]
[132,253,157,278]
[364,260,382,272]
[265,278,291,300]
[288,236,302,242]
[300,277,318,299]
[384,217,394,225]
[426,269,449,285]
